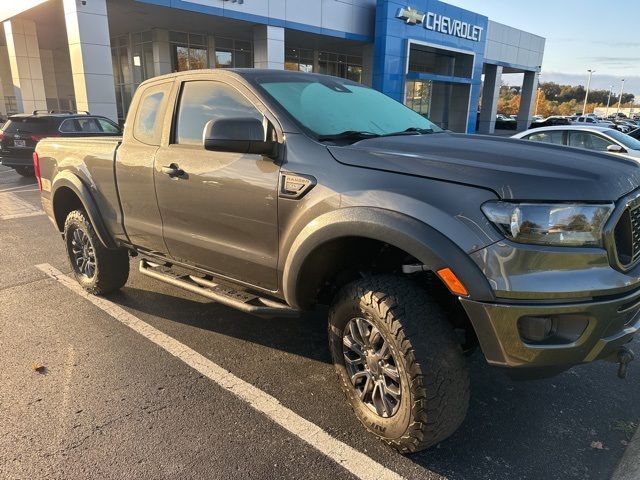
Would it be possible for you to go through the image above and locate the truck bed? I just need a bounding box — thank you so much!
[37,136,125,240]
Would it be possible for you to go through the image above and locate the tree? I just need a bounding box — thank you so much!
[497,80,637,117]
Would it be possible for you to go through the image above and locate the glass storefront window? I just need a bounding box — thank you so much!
[346,65,362,82]
[112,34,133,124]
[4,96,18,115]
[214,37,253,68]
[215,50,233,68]
[173,46,208,71]
[285,47,314,73]
[318,51,363,83]
[170,31,209,72]
[404,80,432,117]
[132,31,154,85]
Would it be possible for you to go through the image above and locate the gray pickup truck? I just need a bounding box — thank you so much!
[35,69,639,453]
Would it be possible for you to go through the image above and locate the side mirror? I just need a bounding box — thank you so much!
[203,117,276,156]
[607,144,625,153]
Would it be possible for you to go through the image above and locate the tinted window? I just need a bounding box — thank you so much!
[568,132,613,151]
[524,131,564,145]
[59,119,78,132]
[175,81,261,145]
[76,118,101,133]
[133,86,166,145]
[97,118,121,134]
[3,118,51,134]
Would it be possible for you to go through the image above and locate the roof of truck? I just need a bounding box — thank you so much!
[139,68,357,88]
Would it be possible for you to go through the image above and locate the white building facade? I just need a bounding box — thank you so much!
[0,0,545,133]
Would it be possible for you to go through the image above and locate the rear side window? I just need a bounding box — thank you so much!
[524,131,564,145]
[133,83,170,145]
[174,81,261,145]
[59,119,78,132]
[76,118,101,133]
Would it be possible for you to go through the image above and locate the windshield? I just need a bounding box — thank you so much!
[256,76,443,138]
[605,129,640,151]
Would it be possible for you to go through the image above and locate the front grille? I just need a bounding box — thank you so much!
[614,204,640,267]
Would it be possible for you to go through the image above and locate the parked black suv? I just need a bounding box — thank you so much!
[0,111,121,176]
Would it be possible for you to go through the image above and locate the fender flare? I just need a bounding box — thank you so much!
[282,207,494,308]
[51,172,118,249]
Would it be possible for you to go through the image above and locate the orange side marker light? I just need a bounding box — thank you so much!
[436,268,469,297]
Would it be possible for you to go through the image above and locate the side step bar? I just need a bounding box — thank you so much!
[138,259,300,318]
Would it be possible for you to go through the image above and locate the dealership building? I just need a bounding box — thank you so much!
[0,0,545,133]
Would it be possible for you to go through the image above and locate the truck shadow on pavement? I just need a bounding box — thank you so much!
[108,285,639,480]
[109,286,333,364]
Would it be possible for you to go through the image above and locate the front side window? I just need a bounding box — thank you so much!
[605,128,640,151]
[175,81,261,145]
[257,76,442,137]
[568,131,613,151]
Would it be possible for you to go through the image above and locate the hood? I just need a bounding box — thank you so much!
[328,133,640,201]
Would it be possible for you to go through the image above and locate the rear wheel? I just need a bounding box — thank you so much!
[14,165,34,177]
[328,275,469,453]
[64,209,129,294]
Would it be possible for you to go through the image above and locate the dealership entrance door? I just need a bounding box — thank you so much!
[405,79,470,131]
[402,41,474,132]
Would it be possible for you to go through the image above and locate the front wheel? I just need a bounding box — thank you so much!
[64,209,129,295]
[328,275,469,453]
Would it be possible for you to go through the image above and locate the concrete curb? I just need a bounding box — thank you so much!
[612,427,640,480]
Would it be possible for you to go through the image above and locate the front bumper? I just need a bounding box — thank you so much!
[461,289,640,370]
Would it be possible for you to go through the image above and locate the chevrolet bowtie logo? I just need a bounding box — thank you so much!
[396,7,425,25]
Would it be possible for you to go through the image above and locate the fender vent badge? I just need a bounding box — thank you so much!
[279,173,316,199]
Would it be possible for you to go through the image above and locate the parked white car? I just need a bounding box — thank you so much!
[512,125,640,160]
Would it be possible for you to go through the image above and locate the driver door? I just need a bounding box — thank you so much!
[153,78,280,290]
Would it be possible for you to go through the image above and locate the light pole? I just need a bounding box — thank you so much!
[617,78,626,115]
[605,85,613,117]
[582,69,595,115]
[535,87,542,116]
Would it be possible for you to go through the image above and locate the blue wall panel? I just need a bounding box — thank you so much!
[373,0,488,132]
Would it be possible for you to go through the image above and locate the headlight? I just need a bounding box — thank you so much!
[481,201,613,247]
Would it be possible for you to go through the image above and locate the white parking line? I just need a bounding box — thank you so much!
[0,185,39,193]
[35,263,406,480]
[1,211,45,220]
[0,192,44,220]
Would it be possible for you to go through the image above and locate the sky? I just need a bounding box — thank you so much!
[444,0,640,98]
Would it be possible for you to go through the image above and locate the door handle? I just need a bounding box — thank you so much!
[161,163,186,178]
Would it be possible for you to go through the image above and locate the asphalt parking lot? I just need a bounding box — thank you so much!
[0,163,638,480]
